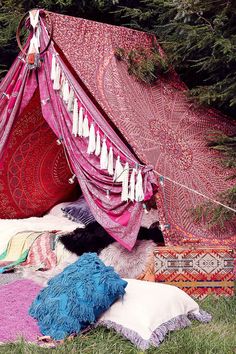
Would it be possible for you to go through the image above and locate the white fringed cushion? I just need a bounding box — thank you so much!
[97,279,211,350]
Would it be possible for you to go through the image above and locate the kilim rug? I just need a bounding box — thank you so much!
[0,279,42,343]
[154,247,235,299]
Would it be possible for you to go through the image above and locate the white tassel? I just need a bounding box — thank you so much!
[67,88,74,112]
[60,73,64,95]
[107,147,114,175]
[53,63,61,90]
[82,114,90,138]
[135,170,144,202]
[121,162,129,202]
[128,168,136,201]
[113,156,124,182]
[72,98,78,137]
[100,138,108,169]
[95,131,101,156]
[63,80,70,103]
[50,54,56,81]
[87,123,96,154]
[78,107,84,137]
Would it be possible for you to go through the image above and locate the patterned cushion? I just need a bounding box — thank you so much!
[97,279,212,350]
[29,253,127,340]
[62,195,95,225]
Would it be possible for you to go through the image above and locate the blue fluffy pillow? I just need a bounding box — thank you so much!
[29,253,127,340]
[62,195,95,225]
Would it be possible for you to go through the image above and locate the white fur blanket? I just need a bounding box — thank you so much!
[99,240,156,279]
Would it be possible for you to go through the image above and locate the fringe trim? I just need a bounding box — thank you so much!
[97,310,212,350]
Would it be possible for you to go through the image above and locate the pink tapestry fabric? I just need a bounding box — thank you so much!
[0,279,42,343]
[48,12,236,247]
[0,89,77,218]
[35,18,157,250]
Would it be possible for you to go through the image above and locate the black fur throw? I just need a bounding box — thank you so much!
[59,221,164,256]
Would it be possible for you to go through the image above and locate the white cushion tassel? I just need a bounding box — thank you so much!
[82,114,90,138]
[100,138,108,170]
[128,168,136,202]
[53,63,61,90]
[113,156,124,182]
[87,123,96,154]
[108,147,114,175]
[95,131,101,156]
[72,98,78,137]
[50,54,56,81]
[121,162,129,202]
[78,107,84,137]
[135,170,144,202]
[63,80,70,103]
[67,88,74,112]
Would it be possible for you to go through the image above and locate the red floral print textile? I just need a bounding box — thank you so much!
[0,89,76,218]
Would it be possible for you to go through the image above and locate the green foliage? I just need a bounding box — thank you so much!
[193,186,236,229]
[0,0,117,78]
[114,46,168,84]
[208,132,236,172]
[117,0,236,117]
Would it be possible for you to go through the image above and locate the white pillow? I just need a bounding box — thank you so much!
[97,279,211,350]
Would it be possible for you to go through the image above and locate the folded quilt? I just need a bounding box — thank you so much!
[0,232,43,273]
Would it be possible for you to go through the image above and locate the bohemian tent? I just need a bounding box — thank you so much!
[0,9,235,250]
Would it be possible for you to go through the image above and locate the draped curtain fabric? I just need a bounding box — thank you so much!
[37,20,157,250]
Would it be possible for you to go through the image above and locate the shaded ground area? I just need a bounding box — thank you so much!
[0,295,235,354]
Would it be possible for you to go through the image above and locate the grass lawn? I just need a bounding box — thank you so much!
[0,296,235,354]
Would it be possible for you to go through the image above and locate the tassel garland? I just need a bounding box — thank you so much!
[128,168,136,202]
[82,114,90,138]
[107,147,114,175]
[67,88,74,112]
[78,107,84,137]
[95,131,101,156]
[87,123,96,154]
[135,170,144,202]
[51,57,149,205]
[113,156,124,182]
[72,98,79,137]
[100,138,108,169]
[50,54,56,81]
[121,162,129,202]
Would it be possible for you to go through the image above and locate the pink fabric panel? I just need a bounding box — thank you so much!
[48,12,236,248]
[0,41,38,159]
[37,22,155,250]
